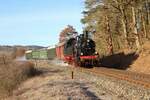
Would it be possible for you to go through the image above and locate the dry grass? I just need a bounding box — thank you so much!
[0,52,37,99]
[6,60,101,100]
[129,41,150,74]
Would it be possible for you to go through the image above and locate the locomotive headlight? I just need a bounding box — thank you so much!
[87,39,90,42]
[95,52,98,54]
[81,53,83,55]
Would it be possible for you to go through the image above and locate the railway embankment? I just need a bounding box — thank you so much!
[99,41,150,75]
[128,41,150,74]
[6,60,150,100]
[77,67,150,99]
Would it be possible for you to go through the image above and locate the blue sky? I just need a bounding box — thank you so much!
[0,0,84,46]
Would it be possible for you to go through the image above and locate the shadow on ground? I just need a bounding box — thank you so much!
[99,52,139,70]
[45,81,101,100]
[34,67,63,76]
[79,83,101,100]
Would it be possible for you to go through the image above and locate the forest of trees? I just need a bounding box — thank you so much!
[81,0,150,56]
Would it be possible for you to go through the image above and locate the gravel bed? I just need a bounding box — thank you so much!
[73,67,150,100]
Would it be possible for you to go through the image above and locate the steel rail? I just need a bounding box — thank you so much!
[77,67,150,89]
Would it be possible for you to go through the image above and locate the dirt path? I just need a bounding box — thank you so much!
[5,60,120,100]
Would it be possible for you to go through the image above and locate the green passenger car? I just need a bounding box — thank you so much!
[32,50,48,59]
[39,50,48,59]
[47,48,56,60]
[25,47,56,60]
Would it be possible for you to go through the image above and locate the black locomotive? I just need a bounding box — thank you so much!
[63,31,99,67]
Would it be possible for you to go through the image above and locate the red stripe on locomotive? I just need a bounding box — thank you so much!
[80,55,98,59]
[64,55,74,64]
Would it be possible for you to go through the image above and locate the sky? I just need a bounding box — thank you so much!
[0,0,84,46]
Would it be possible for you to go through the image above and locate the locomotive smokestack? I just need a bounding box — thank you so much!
[86,31,88,39]
[84,30,88,39]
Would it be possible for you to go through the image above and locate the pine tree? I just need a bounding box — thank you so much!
[81,0,150,55]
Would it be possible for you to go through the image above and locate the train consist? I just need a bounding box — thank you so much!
[56,31,99,67]
[26,31,99,67]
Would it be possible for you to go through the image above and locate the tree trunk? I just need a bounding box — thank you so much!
[112,0,129,49]
[141,11,147,38]
[121,17,128,43]
[106,15,114,54]
[145,0,150,25]
[120,5,129,48]
[131,7,140,50]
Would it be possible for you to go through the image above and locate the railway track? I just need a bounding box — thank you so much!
[77,67,150,89]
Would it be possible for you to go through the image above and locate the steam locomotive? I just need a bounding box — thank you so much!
[61,31,99,67]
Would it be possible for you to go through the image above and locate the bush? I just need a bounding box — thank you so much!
[0,55,36,98]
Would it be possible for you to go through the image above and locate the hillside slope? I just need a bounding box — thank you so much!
[128,41,150,74]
